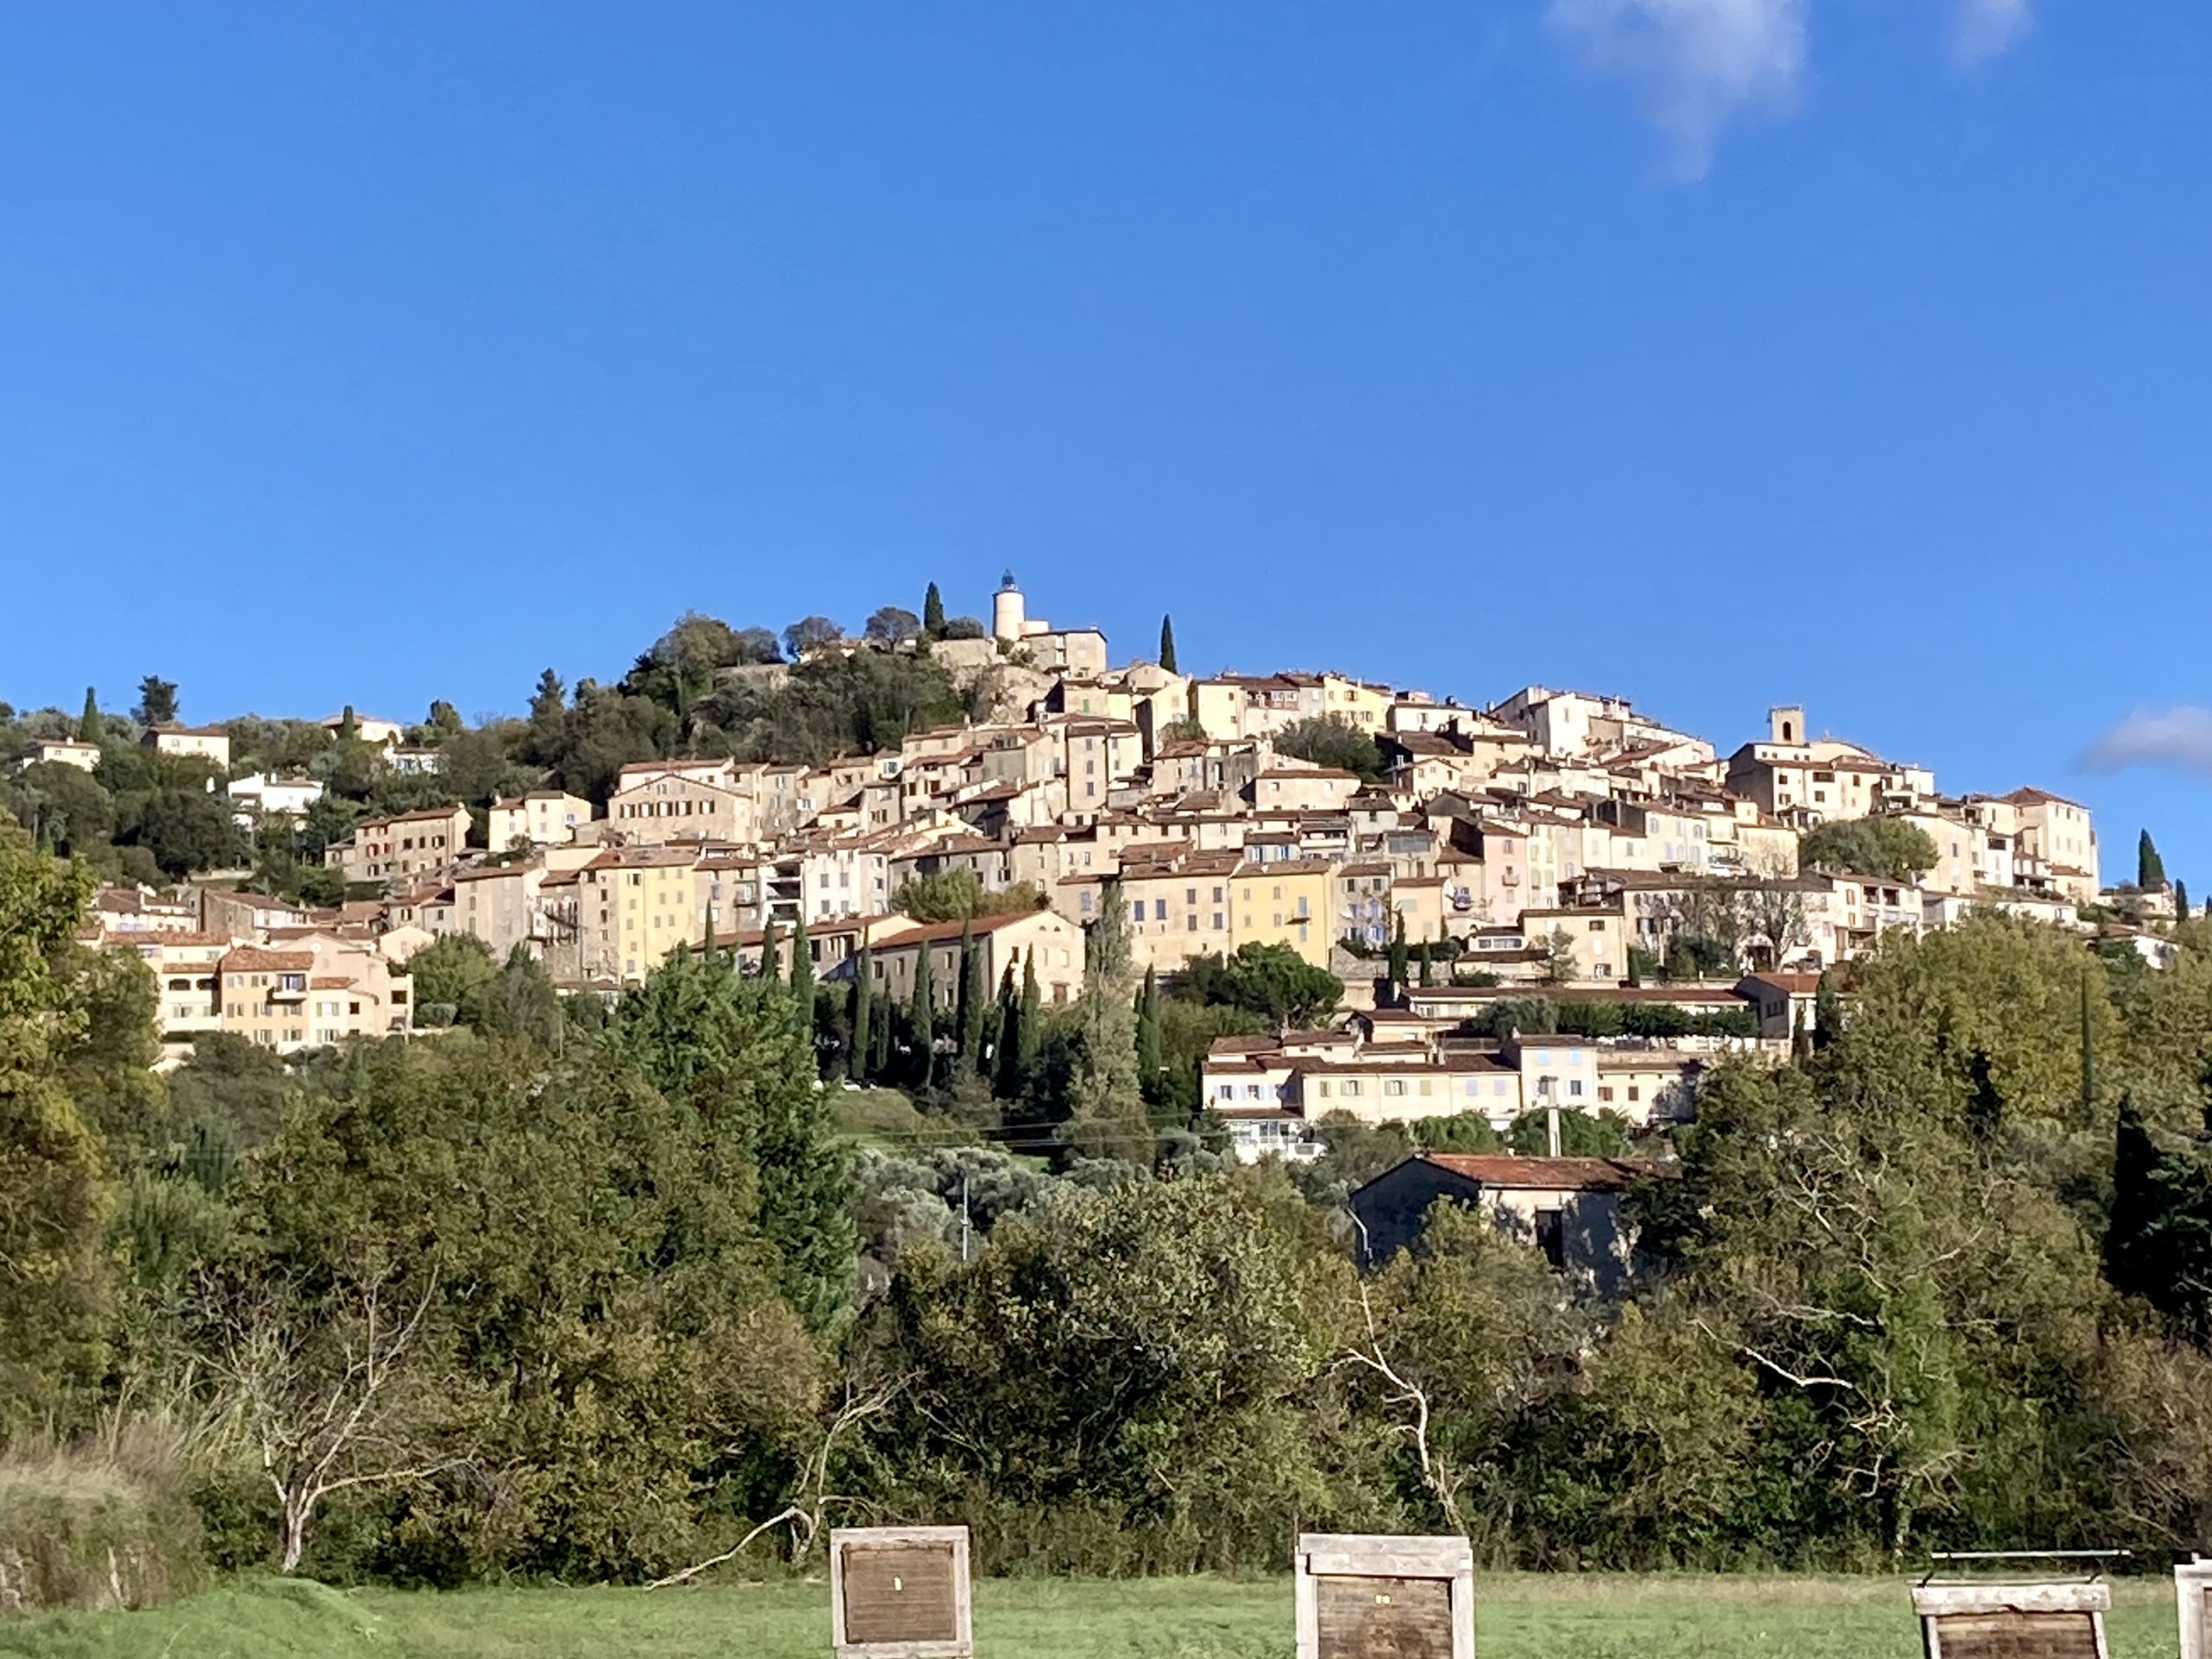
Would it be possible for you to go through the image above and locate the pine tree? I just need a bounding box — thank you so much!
[849,946,873,1082]
[1158,615,1178,674]
[77,687,100,743]
[923,582,947,640]
[911,938,937,1090]
[993,963,1022,1097]
[133,676,179,728]
[2140,830,2167,892]
[1135,966,1163,1096]
[760,918,781,982]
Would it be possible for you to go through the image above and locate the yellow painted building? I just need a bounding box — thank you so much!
[578,846,702,982]
[1230,856,1334,966]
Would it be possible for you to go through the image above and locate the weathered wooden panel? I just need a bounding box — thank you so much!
[1929,1611,2100,1659]
[842,1545,960,1645]
[829,1526,973,1659]
[2177,1563,2212,1659]
[1315,1574,1455,1659]
[1911,1580,2108,1659]
[1295,1533,1473,1659]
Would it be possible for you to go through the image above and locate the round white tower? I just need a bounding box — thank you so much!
[991,570,1027,642]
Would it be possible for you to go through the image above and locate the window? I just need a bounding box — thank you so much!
[1217,1084,1235,1101]
[1153,899,1166,920]
[1340,1078,1362,1097]
[1131,901,1144,923]
[1588,919,1605,932]
[1569,1079,1586,1098]
[1599,1085,1614,1103]
[1383,1078,1406,1097]
[1627,1085,1641,1103]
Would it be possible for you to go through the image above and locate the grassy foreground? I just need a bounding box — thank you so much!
[0,1571,2184,1658]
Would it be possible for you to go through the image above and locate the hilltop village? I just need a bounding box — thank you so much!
[11,574,2146,1169]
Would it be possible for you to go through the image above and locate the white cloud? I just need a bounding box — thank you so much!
[2081,708,2212,779]
[1955,0,2032,64]
[1550,0,2033,177]
[1548,0,1808,180]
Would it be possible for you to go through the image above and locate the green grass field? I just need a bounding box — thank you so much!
[0,1571,2184,1658]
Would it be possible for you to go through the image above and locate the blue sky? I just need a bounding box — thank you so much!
[3,3,2208,886]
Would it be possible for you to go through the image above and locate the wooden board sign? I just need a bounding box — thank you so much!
[1910,1580,2111,1659]
[2178,1560,2212,1659]
[1295,1533,1474,1659]
[830,1526,972,1659]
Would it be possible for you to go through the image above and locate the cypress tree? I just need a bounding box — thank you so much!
[77,687,100,743]
[871,989,893,1077]
[790,914,813,997]
[911,938,937,1089]
[923,582,947,640]
[993,963,1022,1097]
[1389,912,1409,988]
[953,917,987,1079]
[2081,969,2097,1123]
[1158,615,1178,674]
[2140,830,2167,891]
[849,950,873,1083]
[760,918,781,982]
[1814,977,1843,1050]
[1017,950,1041,1073]
[2177,879,2191,923]
[1135,965,1162,1094]
[789,916,815,1074]
[2106,1091,2159,1301]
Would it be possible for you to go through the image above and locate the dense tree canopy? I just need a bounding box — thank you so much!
[1799,816,1941,881]
[1273,715,1383,783]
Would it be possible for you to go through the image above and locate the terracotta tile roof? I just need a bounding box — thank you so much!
[219,947,315,973]
[874,911,1058,948]
[1411,1152,1647,1192]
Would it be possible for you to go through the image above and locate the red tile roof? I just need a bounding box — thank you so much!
[1414,1153,1645,1192]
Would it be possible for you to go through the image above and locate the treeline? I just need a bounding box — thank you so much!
[13,817,2212,1594]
